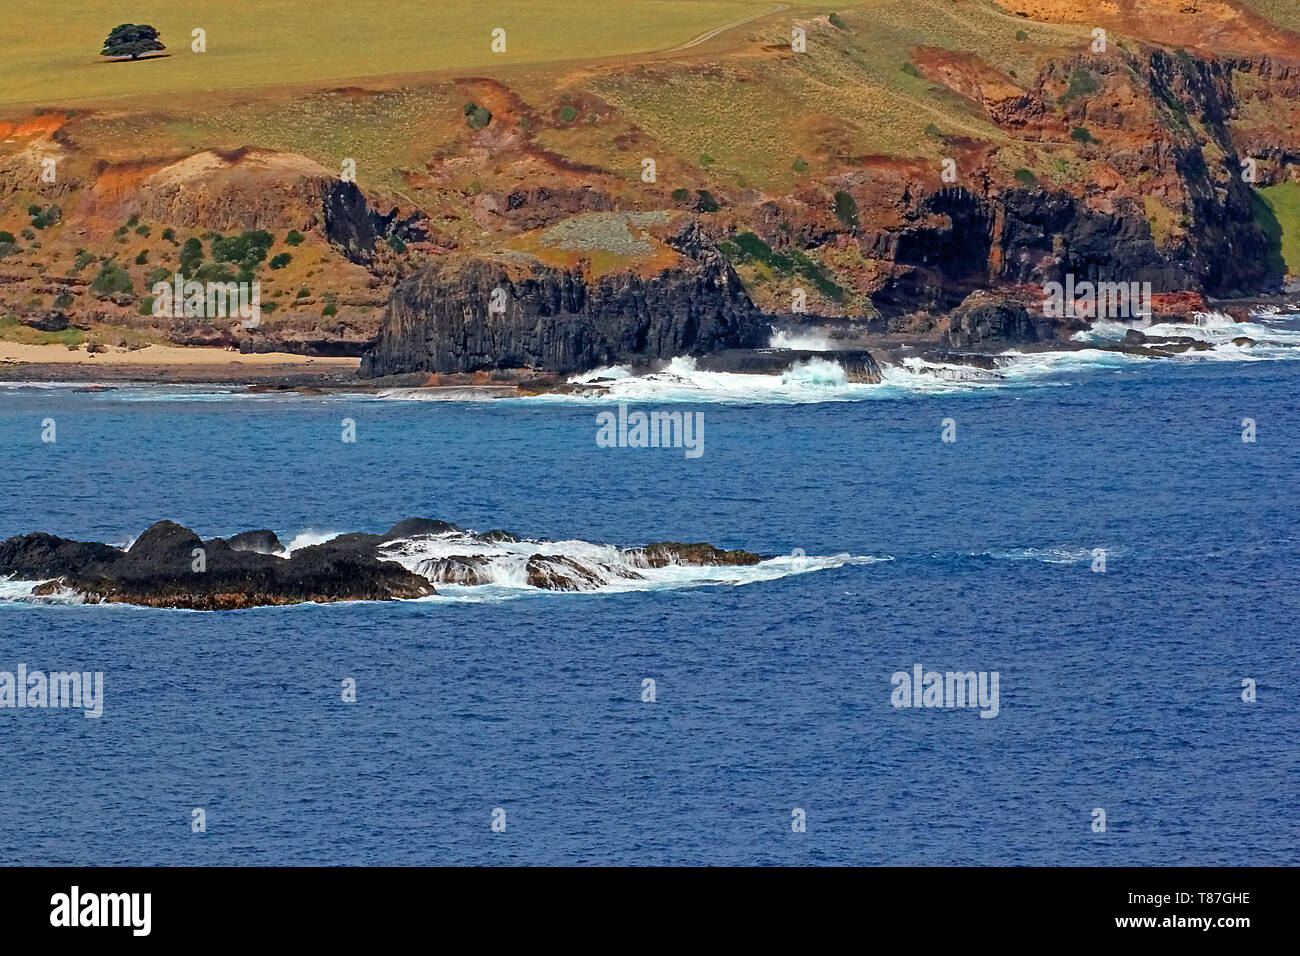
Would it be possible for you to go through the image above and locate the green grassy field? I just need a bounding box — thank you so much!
[1258,182,1300,277]
[1241,1,1300,33]
[0,0,776,108]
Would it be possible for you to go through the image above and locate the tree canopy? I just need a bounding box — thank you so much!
[101,24,165,60]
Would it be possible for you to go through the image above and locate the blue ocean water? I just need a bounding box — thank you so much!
[0,353,1297,865]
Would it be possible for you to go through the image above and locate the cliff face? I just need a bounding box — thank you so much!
[360,220,765,377]
[844,47,1289,326]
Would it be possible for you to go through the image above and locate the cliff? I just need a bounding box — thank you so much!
[360,216,766,377]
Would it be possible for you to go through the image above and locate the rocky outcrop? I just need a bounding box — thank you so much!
[625,542,763,568]
[359,218,766,377]
[0,532,123,579]
[324,181,428,264]
[944,292,1080,347]
[0,519,772,607]
[227,529,283,554]
[0,520,435,610]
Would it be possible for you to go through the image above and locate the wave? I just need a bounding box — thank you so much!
[376,529,885,596]
[3,312,1295,408]
[768,328,835,351]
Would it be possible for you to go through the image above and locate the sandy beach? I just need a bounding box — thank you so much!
[0,342,360,368]
[0,343,361,385]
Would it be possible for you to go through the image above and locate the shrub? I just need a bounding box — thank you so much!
[285,230,305,246]
[145,267,170,287]
[270,252,292,269]
[718,231,845,302]
[834,190,859,229]
[464,102,492,130]
[138,296,155,315]
[72,250,95,272]
[386,235,406,254]
[829,12,848,30]
[21,228,35,240]
[1071,125,1098,144]
[162,227,176,242]
[700,153,715,167]
[0,242,18,260]
[0,231,13,244]
[90,260,133,296]
[671,188,690,203]
[558,104,578,124]
[135,224,150,237]
[902,62,923,78]
[30,204,61,229]
[179,237,204,273]
[1014,168,1037,186]
[211,229,274,268]
[793,156,808,173]
[695,190,720,213]
[1016,30,1028,41]
[1061,68,1100,105]
[296,287,310,298]
[135,250,148,264]
[322,302,338,317]
[54,292,75,309]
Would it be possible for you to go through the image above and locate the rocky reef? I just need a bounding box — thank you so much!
[0,519,766,609]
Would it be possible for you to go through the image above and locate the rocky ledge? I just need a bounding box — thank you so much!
[0,518,764,609]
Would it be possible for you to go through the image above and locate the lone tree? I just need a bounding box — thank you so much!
[101,24,165,60]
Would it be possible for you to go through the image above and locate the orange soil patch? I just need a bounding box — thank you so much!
[1001,0,1300,58]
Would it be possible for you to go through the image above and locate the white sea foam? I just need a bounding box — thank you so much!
[769,328,835,351]
[282,530,341,554]
[376,529,886,595]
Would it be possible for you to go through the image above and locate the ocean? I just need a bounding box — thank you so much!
[1,318,1297,865]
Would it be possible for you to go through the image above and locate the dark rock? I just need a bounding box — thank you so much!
[227,529,284,554]
[0,520,434,610]
[624,542,763,568]
[946,294,1061,347]
[359,219,766,377]
[415,555,495,586]
[524,554,642,591]
[476,529,520,543]
[0,532,123,579]
[23,312,69,333]
[324,180,427,264]
[383,518,462,540]
[1123,329,1148,345]
[695,348,883,383]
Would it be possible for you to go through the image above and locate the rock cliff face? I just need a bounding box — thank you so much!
[359,220,765,377]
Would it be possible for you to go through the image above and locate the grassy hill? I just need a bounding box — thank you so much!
[0,0,774,107]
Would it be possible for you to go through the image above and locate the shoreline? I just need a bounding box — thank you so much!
[1,307,1295,393]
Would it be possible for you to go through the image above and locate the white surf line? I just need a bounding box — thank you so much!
[667,3,790,52]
